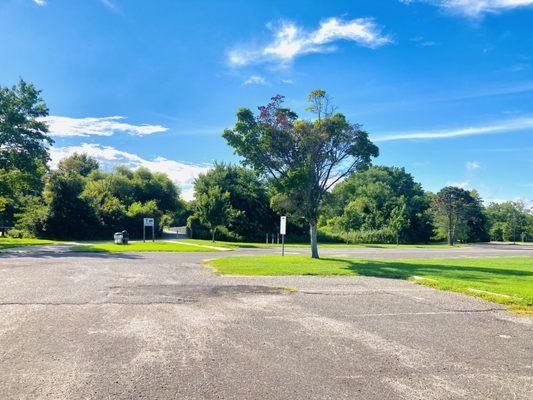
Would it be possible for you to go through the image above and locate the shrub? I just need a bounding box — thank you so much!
[7,228,25,238]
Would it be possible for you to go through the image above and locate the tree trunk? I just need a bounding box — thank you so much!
[211,228,216,243]
[447,215,453,246]
[309,220,319,259]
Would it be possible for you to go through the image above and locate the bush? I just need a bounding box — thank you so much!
[319,227,397,244]
[7,229,25,238]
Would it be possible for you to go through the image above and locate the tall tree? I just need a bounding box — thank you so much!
[431,186,486,245]
[223,91,378,258]
[0,79,53,225]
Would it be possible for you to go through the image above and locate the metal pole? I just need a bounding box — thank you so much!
[282,234,285,256]
[152,225,155,242]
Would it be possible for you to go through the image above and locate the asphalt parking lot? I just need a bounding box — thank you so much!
[0,245,531,399]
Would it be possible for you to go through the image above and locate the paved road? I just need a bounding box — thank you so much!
[0,246,531,399]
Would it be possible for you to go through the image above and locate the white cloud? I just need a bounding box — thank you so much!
[244,75,266,85]
[447,179,470,189]
[33,0,46,5]
[281,79,294,84]
[42,116,168,137]
[401,0,533,17]
[466,161,481,170]
[228,17,391,67]
[49,144,210,200]
[373,116,533,142]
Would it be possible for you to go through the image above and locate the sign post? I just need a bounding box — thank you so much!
[280,216,286,256]
[143,218,155,242]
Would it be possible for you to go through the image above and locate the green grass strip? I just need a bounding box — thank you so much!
[209,256,533,314]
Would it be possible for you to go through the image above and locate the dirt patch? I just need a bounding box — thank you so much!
[108,284,293,303]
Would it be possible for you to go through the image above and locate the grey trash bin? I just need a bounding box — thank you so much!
[122,230,129,245]
[114,232,123,245]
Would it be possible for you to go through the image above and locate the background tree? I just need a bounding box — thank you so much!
[194,185,234,242]
[223,91,378,258]
[486,201,531,242]
[193,163,277,241]
[389,202,409,245]
[431,186,486,245]
[0,79,52,226]
[41,171,101,239]
[321,166,433,243]
[58,153,99,177]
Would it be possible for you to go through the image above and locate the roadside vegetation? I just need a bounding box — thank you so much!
[184,238,467,249]
[209,256,533,314]
[1,81,531,258]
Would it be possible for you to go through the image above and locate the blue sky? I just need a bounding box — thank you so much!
[1,0,532,201]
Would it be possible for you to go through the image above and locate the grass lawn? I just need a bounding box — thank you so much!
[0,237,57,250]
[209,256,533,314]
[72,241,219,252]
[184,238,467,249]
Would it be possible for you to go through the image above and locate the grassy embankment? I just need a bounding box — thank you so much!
[209,256,533,314]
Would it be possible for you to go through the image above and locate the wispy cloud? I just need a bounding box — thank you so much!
[243,75,266,85]
[228,17,391,67]
[466,161,481,170]
[447,179,470,189]
[43,116,168,137]
[410,36,438,47]
[373,117,533,142]
[401,0,533,18]
[49,144,210,200]
[33,0,46,5]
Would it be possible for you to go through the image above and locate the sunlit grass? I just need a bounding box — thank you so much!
[71,241,218,252]
[0,237,57,250]
[209,256,533,314]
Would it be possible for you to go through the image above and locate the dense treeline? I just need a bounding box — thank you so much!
[15,153,188,239]
[1,80,532,244]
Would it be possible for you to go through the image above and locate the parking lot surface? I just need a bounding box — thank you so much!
[0,245,531,399]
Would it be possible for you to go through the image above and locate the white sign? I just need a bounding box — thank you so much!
[280,216,287,235]
[144,218,155,227]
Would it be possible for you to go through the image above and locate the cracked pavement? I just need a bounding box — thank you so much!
[0,245,531,399]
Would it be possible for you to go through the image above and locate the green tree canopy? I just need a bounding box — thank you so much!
[321,166,433,243]
[431,186,487,245]
[193,162,277,241]
[0,79,53,225]
[58,153,99,177]
[194,185,234,242]
[486,201,532,242]
[223,92,378,258]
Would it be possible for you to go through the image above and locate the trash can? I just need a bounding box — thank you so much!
[114,232,123,244]
[122,230,129,245]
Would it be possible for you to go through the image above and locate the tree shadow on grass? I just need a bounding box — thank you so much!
[326,258,533,282]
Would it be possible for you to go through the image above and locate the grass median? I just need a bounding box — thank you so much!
[209,256,533,314]
[72,241,219,252]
